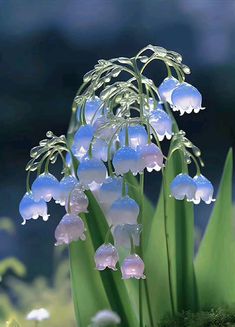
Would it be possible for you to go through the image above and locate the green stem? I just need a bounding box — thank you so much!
[139,173,144,327]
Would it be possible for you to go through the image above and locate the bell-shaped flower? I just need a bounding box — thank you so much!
[54,213,86,246]
[118,125,148,149]
[31,173,60,202]
[94,243,119,271]
[96,177,124,206]
[76,96,103,124]
[26,308,50,322]
[170,173,196,201]
[19,193,49,225]
[55,175,78,206]
[107,196,139,226]
[113,146,139,176]
[192,174,215,204]
[121,254,146,280]
[93,116,116,141]
[71,124,94,159]
[113,224,141,250]
[171,82,204,115]
[77,157,107,188]
[158,77,180,104]
[90,310,121,326]
[149,107,173,141]
[137,143,164,172]
[65,185,89,214]
[92,138,109,162]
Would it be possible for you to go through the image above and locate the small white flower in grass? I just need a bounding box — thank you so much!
[76,96,103,124]
[170,173,197,201]
[77,157,107,188]
[26,308,50,322]
[192,174,215,204]
[118,125,148,149]
[121,254,146,280]
[171,82,204,115]
[19,193,49,225]
[137,143,164,172]
[90,309,121,326]
[149,106,173,141]
[65,185,89,214]
[107,196,139,226]
[113,146,139,176]
[55,175,78,206]
[113,224,141,250]
[55,213,86,246]
[31,173,60,202]
[72,124,94,159]
[158,76,180,104]
[94,243,119,271]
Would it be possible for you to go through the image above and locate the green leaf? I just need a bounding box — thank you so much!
[6,319,20,327]
[195,148,235,308]
[0,258,26,277]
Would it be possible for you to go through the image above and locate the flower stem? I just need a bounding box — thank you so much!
[139,172,144,327]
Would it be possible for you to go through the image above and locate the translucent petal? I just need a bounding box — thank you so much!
[149,108,173,141]
[19,193,49,224]
[107,196,139,226]
[94,243,119,271]
[76,96,103,124]
[93,116,116,140]
[72,124,94,159]
[96,177,124,206]
[65,185,89,214]
[121,254,146,280]
[112,146,139,175]
[158,77,180,103]
[192,174,215,204]
[92,138,109,162]
[170,173,197,201]
[54,213,86,246]
[55,175,78,206]
[31,173,60,202]
[77,157,107,188]
[91,310,121,326]
[113,224,141,249]
[137,143,164,172]
[119,125,148,149]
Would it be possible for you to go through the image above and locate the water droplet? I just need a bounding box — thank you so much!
[46,131,54,138]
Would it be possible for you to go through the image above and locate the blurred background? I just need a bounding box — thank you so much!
[0,0,235,325]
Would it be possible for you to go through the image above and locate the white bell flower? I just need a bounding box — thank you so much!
[112,146,139,176]
[158,76,180,104]
[121,254,146,280]
[149,107,173,141]
[77,157,107,188]
[19,193,49,225]
[107,196,139,226]
[94,243,119,271]
[118,125,148,149]
[72,124,94,159]
[31,173,60,202]
[170,173,197,201]
[137,143,164,172]
[192,174,215,204]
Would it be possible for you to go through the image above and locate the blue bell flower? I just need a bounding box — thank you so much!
[76,96,103,124]
[113,224,141,250]
[71,124,94,159]
[121,254,146,280]
[96,177,124,207]
[93,116,116,141]
[170,173,197,201]
[137,143,164,172]
[19,193,49,225]
[149,107,173,141]
[192,174,215,204]
[158,77,180,104]
[65,185,89,214]
[94,243,119,271]
[171,82,204,115]
[77,157,107,188]
[118,125,148,149]
[54,213,86,246]
[55,175,78,206]
[31,173,60,202]
[107,196,139,226]
[92,138,109,162]
[112,146,139,176]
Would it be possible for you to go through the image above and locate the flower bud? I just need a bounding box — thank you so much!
[31,173,60,202]
[94,243,119,271]
[121,254,146,280]
[170,173,196,201]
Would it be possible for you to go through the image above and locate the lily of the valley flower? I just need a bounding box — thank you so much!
[158,76,180,104]
[149,105,173,141]
[90,309,121,326]
[107,196,139,226]
[170,173,196,201]
[77,157,107,188]
[72,124,94,159]
[66,185,89,214]
[76,96,103,124]
[55,175,78,206]
[19,193,49,225]
[192,174,215,204]
[118,125,148,149]
[31,173,60,202]
[94,243,119,271]
[137,143,164,172]
[121,254,146,280]
[113,224,141,249]
[26,308,50,322]
[113,146,139,176]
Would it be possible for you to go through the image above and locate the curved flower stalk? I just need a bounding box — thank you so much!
[19,45,215,327]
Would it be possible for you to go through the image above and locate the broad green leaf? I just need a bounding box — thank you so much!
[195,149,235,308]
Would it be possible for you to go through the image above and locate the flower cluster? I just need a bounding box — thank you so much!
[19,45,215,280]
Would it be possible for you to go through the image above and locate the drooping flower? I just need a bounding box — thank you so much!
[77,157,107,188]
[31,173,60,202]
[96,177,124,206]
[170,173,197,201]
[149,106,173,141]
[54,213,86,246]
[113,224,141,250]
[93,116,116,141]
[76,96,103,124]
[26,308,50,322]
[92,138,109,162]
[55,175,78,206]
[94,243,119,271]
[112,146,139,176]
[192,174,215,204]
[118,125,148,149]
[171,82,204,115]
[90,310,121,326]
[121,254,146,280]
[137,143,164,172]
[158,76,180,104]
[65,185,89,214]
[107,196,139,226]
[71,124,94,159]
[19,193,49,225]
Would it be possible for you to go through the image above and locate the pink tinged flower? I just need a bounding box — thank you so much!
[170,173,197,201]
[192,174,215,204]
[54,213,86,246]
[19,193,49,225]
[171,82,204,115]
[31,173,60,202]
[112,146,139,176]
[77,157,107,188]
[107,196,139,226]
[65,185,89,214]
[94,243,119,271]
[121,254,146,280]
[158,77,180,104]
[149,107,173,141]
[71,124,94,159]
[118,125,148,149]
[113,224,141,250]
[137,143,164,172]
[55,175,78,206]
